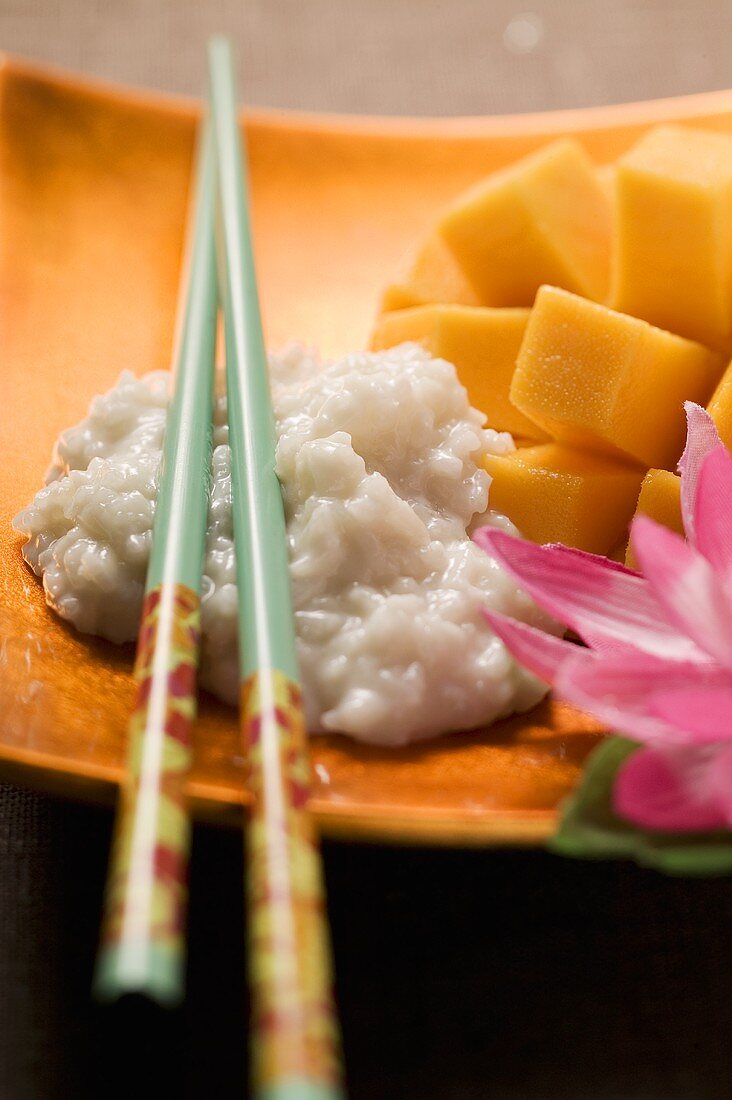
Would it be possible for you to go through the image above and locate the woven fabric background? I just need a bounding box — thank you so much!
[1,0,732,114]
[2,2,732,1097]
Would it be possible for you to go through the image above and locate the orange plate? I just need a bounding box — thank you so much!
[2,58,730,845]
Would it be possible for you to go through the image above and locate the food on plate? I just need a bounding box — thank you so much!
[624,468,682,567]
[370,304,546,439]
[612,124,732,349]
[19,118,732,748]
[372,123,732,556]
[378,234,480,313]
[379,284,421,313]
[608,358,732,565]
[483,443,644,555]
[14,346,556,745]
[707,359,732,449]
[437,138,612,306]
[510,285,723,468]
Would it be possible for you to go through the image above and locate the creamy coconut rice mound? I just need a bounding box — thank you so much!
[14,344,556,745]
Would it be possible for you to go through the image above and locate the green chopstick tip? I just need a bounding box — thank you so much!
[257,1081,346,1100]
[208,23,300,683]
[208,34,233,62]
[93,943,184,1009]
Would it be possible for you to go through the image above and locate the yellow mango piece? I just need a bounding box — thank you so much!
[625,469,682,568]
[408,235,481,306]
[609,541,629,563]
[438,139,612,306]
[370,304,548,438]
[379,235,481,314]
[612,125,732,348]
[483,444,644,555]
[707,359,732,450]
[510,285,723,469]
[379,283,423,313]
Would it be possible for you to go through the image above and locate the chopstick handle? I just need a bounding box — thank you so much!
[243,670,344,1099]
[207,35,345,1094]
[94,119,218,1006]
[95,583,200,1005]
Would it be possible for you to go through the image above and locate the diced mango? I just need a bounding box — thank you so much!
[510,286,723,469]
[408,235,482,306]
[632,468,683,531]
[370,304,548,438]
[612,125,732,348]
[378,235,481,314]
[438,139,612,306]
[609,541,629,563]
[625,469,682,568]
[707,359,732,450]
[379,283,423,312]
[483,443,644,555]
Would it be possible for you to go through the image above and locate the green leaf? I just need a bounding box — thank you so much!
[550,736,732,876]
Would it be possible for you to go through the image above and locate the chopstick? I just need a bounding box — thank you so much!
[94,119,218,1007]
[208,36,345,1098]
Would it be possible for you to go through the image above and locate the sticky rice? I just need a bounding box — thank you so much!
[14,344,555,744]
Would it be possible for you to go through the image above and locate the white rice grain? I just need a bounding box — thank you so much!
[14,344,555,744]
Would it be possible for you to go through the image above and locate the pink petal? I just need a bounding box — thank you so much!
[482,609,592,684]
[631,515,732,669]
[614,746,728,832]
[543,543,641,578]
[706,745,732,824]
[693,445,732,581]
[555,653,717,744]
[475,528,708,664]
[649,686,732,742]
[679,402,723,543]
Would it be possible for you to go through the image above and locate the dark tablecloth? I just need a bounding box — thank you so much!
[3,2,732,1096]
[2,783,732,1098]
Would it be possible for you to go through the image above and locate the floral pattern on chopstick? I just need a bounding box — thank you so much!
[100,584,199,968]
[241,669,343,1093]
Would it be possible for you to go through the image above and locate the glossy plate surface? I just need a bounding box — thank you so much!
[2,57,730,842]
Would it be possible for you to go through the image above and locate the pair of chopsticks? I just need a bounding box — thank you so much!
[94,37,345,1100]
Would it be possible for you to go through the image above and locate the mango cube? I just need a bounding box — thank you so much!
[609,541,629,563]
[707,360,732,450]
[379,283,423,312]
[625,469,682,568]
[370,304,547,438]
[438,139,612,306]
[378,234,480,314]
[483,444,644,555]
[510,286,723,469]
[612,125,732,348]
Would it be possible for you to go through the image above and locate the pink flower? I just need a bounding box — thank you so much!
[474,403,732,834]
